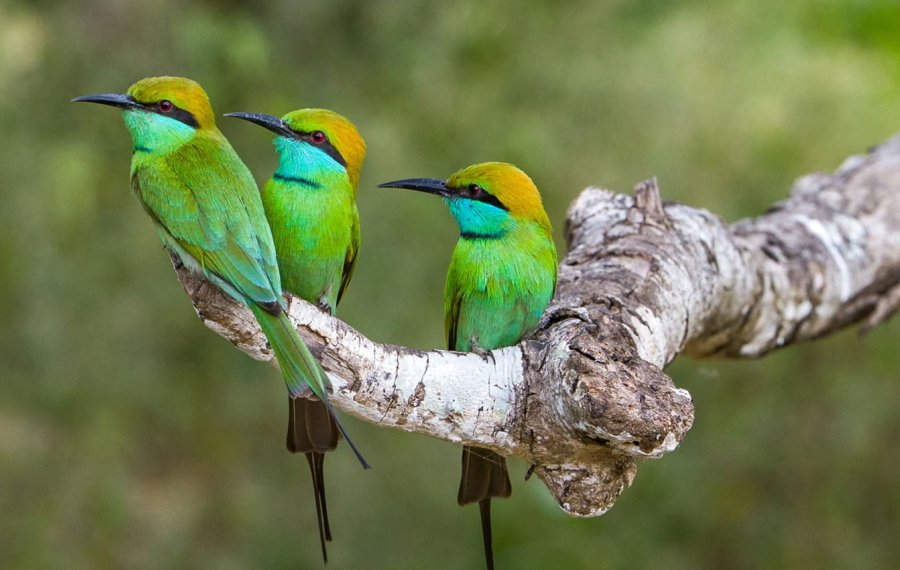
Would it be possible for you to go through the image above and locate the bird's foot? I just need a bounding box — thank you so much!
[470,344,496,365]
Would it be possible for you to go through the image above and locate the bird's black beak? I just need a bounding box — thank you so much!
[378,178,451,197]
[224,112,295,138]
[71,93,140,109]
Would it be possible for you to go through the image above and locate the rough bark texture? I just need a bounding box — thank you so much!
[171,135,900,517]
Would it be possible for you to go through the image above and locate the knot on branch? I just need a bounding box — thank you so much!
[516,307,694,514]
[523,318,692,462]
[533,459,637,517]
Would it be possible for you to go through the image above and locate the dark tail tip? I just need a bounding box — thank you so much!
[479,499,495,570]
[322,398,371,469]
[314,452,333,542]
[305,453,329,563]
[524,463,536,481]
[342,429,371,470]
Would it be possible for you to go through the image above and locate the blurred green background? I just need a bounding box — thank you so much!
[2,1,899,568]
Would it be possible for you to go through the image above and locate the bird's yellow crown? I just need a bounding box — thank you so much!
[282,108,366,188]
[127,76,216,130]
[448,162,552,234]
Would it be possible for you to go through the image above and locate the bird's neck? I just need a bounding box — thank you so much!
[448,198,515,240]
[273,137,352,194]
[122,109,200,155]
[450,220,557,304]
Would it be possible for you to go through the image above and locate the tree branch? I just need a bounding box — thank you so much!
[171,134,900,517]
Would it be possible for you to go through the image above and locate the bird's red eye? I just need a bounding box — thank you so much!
[469,184,483,197]
[311,131,326,144]
[158,100,174,113]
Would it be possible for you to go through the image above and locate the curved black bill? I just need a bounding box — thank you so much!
[377,178,450,197]
[71,93,140,109]
[224,112,294,137]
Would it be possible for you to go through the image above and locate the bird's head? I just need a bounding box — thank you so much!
[72,76,216,153]
[379,162,552,239]
[226,108,366,190]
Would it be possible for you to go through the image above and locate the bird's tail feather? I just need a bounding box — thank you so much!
[287,398,337,563]
[305,452,331,563]
[287,397,339,453]
[458,446,510,570]
[251,304,330,397]
[251,304,370,469]
[458,446,511,505]
[312,452,332,542]
[479,500,495,570]
[320,395,370,469]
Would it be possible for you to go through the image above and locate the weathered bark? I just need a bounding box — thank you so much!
[172,134,900,517]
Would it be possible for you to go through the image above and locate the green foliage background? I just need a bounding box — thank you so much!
[2,1,899,568]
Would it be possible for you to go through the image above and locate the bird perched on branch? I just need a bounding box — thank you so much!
[72,77,369,528]
[226,108,365,563]
[380,162,557,570]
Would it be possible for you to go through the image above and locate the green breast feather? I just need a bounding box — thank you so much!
[445,222,557,352]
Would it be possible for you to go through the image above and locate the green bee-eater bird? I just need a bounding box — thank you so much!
[72,77,368,484]
[380,163,557,570]
[225,108,365,562]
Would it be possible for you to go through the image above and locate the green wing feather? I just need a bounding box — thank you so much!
[131,133,336,399]
[445,284,463,351]
[133,135,282,307]
[335,204,360,307]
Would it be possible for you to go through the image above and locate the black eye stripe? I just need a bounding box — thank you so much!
[139,100,199,128]
[476,191,508,211]
[296,131,346,167]
[456,184,508,211]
